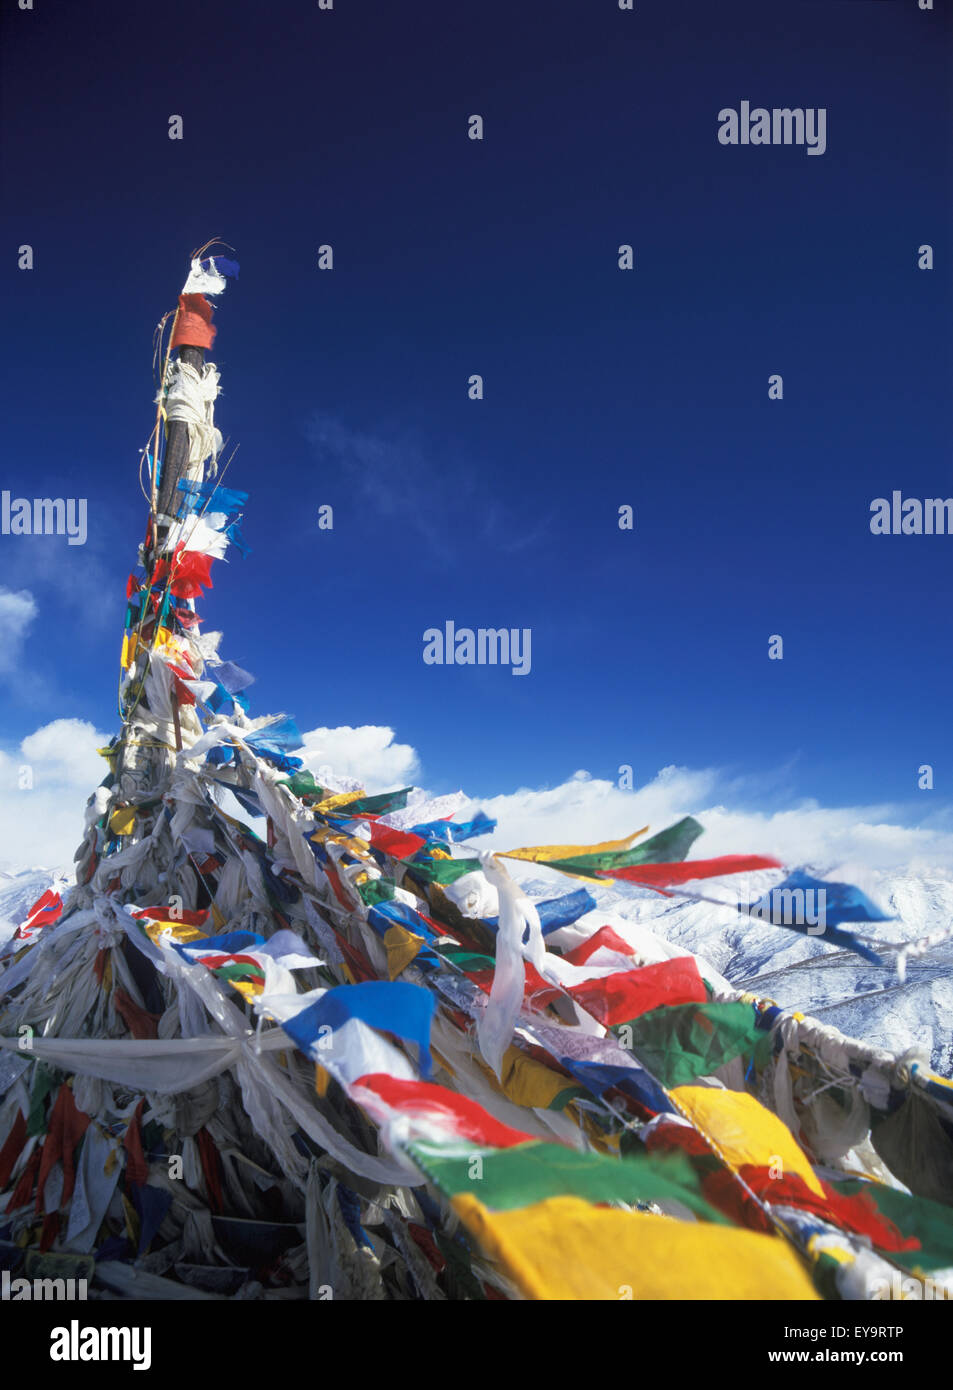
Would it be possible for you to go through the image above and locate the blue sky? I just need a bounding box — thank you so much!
[0,0,950,862]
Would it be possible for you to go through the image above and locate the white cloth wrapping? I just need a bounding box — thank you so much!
[475,854,545,1080]
[158,359,222,478]
[181,258,227,297]
[127,908,418,1188]
[1,906,419,1190]
[0,1031,257,1092]
[163,512,232,560]
[252,769,320,885]
[64,1124,122,1252]
[442,870,499,920]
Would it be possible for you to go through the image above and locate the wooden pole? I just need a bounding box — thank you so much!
[154,341,205,549]
[139,293,209,731]
[171,697,183,753]
[111,267,219,826]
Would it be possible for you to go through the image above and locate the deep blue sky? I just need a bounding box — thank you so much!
[1,0,950,817]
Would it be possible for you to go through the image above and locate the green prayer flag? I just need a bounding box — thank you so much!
[276,769,326,800]
[548,817,704,880]
[410,855,482,886]
[347,788,414,816]
[439,949,497,972]
[623,1000,772,1088]
[358,877,398,906]
[408,1138,727,1223]
[830,1178,953,1274]
[214,961,265,985]
[27,1065,59,1138]
[434,1229,488,1300]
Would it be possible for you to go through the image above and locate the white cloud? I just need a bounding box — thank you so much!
[296,725,421,792]
[290,725,953,878]
[20,718,108,786]
[0,718,109,872]
[460,764,953,879]
[3,712,951,887]
[0,588,38,676]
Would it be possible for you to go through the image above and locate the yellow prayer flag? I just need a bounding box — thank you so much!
[499,829,649,865]
[140,918,208,947]
[314,789,367,814]
[383,923,425,980]
[451,1194,819,1300]
[477,1045,579,1111]
[109,806,137,836]
[121,1194,140,1249]
[309,826,373,859]
[672,1084,825,1197]
[228,978,262,1003]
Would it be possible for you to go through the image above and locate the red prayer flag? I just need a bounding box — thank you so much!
[170,293,217,350]
[123,1101,149,1187]
[324,861,358,912]
[35,1083,90,1212]
[368,823,428,860]
[196,1128,224,1215]
[566,956,708,1026]
[113,987,161,1041]
[409,1222,446,1273]
[352,1074,533,1149]
[563,924,637,967]
[644,1117,713,1157]
[16,888,63,941]
[152,545,214,600]
[599,854,782,888]
[169,668,197,706]
[8,1147,41,1210]
[132,905,210,927]
[699,1164,923,1253]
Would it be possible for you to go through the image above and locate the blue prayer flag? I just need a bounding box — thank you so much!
[281,981,435,1077]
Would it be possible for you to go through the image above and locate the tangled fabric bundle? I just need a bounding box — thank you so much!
[2,265,952,1301]
[157,359,223,492]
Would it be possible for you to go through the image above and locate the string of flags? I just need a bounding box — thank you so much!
[2,256,951,1301]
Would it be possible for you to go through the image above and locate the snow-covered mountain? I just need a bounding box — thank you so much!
[0,866,73,949]
[513,862,953,1075]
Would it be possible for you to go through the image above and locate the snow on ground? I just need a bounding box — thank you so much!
[513,862,953,1075]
